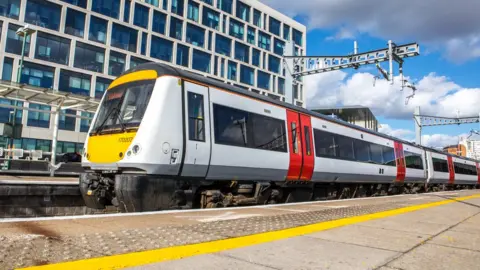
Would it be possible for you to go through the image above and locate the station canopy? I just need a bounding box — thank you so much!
[0,80,100,113]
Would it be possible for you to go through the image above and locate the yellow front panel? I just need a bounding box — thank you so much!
[86,132,137,163]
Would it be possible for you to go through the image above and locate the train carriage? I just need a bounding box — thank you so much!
[79,63,478,212]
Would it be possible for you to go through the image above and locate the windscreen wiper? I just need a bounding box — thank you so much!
[93,106,117,134]
[112,107,127,132]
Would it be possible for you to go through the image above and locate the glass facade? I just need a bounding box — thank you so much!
[0,0,305,148]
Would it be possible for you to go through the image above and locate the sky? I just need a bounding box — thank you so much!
[263,0,480,148]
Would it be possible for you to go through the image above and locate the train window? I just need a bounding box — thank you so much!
[251,114,287,152]
[354,140,371,162]
[291,122,298,154]
[404,151,424,170]
[336,135,354,160]
[313,129,336,157]
[212,103,287,152]
[454,162,477,175]
[304,126,311,156]
[369,144,384,164]
[382,147,396,166]
[213,104,249,147]
[187,92,205,142]
[432,158,449,173]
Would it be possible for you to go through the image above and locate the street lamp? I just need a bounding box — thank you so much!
[9,25,35,151]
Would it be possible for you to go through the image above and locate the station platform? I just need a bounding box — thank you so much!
[1,190,480,270]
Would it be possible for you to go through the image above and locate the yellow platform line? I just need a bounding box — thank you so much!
[20,193,480,270]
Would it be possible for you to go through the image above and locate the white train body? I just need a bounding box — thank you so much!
[79,63,480,212]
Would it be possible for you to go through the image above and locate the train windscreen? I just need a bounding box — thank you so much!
[91,80,155,134]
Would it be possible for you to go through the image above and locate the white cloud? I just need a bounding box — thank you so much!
[378,124,413,140]
[305,71,480,119]
[263,0,480,62]
[325,27,356,41]
[378,124,468,149]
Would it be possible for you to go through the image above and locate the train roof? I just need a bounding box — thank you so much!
[123,62,478,163]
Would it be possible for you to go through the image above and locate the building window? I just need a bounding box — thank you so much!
[217,0,232,14]
[1,57,14,81]
[111,23,138,52]
[176,44,190,67]
[152,10,167,34]
[95,77,112,99]
[141,32,147,55]
[133,3,149,29]
[0,98,22,124]
[192,49,211,73]
[268,55,280,74]
[236,2,250,22]
[269,17,281,36]
[202,7,219,30]
[20,62,54,89]
[227,61,237,81]
[274,38,285,56]
[162,0,168,10]
[123,0,131,22]
[61,0,87,8]
[171,0,184,16]
[150,35,173,62]
[293,29,303,46]
[283,25,290,40]
[229,18,244,40]
[59,69,91,96]
[59,109,76,131]
[187,92,205,141]
[80,112,94,132]
[27,103,50,128]
[0,0,20,19]
[109,51,126,76]
[278,78,285,95]
[25,0,61,30]
[234,42,249,63]
[257,70,270,90]
[89,16,107,44]
[186,23,205,47]
[215,34,231,56]
[57,141,77,154]
[253,9,261,28]
[65,8,85,38]
[247,27,255,45]
[91,0,120,19]
[74,42,105,72]
[187,0,199,22]
[258,31,271,51]
[130,56,150,68]
[6,24,31,56]
[35,32,70,65]
[170,17,183,40]
[144,0,159,7]
[17,138,51,152]
[200,0,212,5]
[251,49,260,67]
[240,65,253,86]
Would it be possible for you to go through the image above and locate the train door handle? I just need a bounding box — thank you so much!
[170,149,179,164]
[379,168,384,174]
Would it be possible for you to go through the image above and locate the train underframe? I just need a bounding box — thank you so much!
[79,173,480,212]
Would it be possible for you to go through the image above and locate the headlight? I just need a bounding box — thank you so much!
[132,144,141,155]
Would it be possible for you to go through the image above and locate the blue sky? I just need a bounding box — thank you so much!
[263,0,480,147]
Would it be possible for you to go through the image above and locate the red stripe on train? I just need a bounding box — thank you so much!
[299,114,314,181]
[447,156,455,184]
[286,110,302,180]
[477,162,480,185]
[394,142,406,182]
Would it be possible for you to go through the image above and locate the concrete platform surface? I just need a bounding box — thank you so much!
[1,190,479,269]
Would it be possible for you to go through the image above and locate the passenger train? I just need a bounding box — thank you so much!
[79,63,480,212]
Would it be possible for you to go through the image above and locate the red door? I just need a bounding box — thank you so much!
[299,114,314,180]
[394,142,406,182]
[286,110,302,180]
[476,162,480,185]
[447,156,455,184]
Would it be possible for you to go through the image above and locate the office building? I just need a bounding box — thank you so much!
[0,0,307,153]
